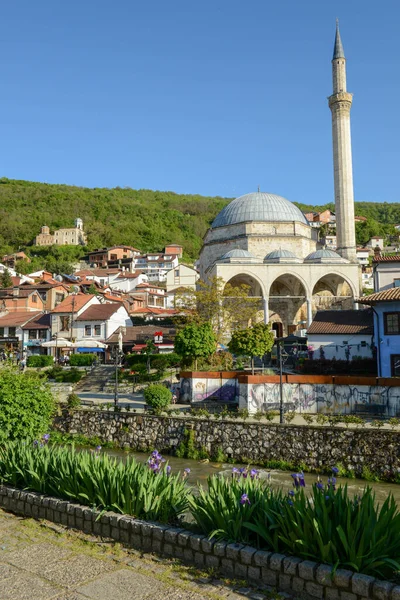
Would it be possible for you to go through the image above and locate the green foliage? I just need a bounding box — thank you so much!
[69,353,96,366]
[143,384,172,411]
[174,323,217,370]
[47,366,83,383]
[228,323,274,373]
[66,393,81,411]
[175,428,209,460]
[0,268,13,288]
[211,447,227,462]
[125,352,180,368]
[0,367,55,440]
[315,413,329,426]
[285,411,296,423]
[87,282,98,295]
[389,418,400,429]
[302,414,314,425]
[26,355,53,367]
[0,440,189,523]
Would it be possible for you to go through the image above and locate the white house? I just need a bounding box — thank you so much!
[108,270,148,293]
[356,247,370,267]
[0,311,43,354]
[165,264,199,293]
[75,303,132,343]
[372,255,400,292]
[307,309,374,361]
[50,293,101,340]
[367,236,384,249]
[134,254,179,282]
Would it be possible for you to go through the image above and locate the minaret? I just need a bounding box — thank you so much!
[328,20,357,262]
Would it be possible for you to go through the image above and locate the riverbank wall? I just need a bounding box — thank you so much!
[179,372,400,416]
[1,484,399,600]
[54,410,400,478]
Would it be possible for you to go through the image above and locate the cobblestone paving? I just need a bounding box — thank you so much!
[0,508,295,600]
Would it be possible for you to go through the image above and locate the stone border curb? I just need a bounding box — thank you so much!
[0,484,398,600]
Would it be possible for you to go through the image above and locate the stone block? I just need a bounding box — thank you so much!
[234,562,248,578]
[240,546,256,565]
[119,529,129,544]
[254,550,272,567]
[163,543,174,557]
[316,564,334,587]
[130,534,142,548]
[340,592,357,600]
[141,523,154,539]
[292,577,305,593]
[16,500,25,514]
[248,566,261,581]
[76,517,83,530]
[298,560,318,581]
[60,511,68,525]
[213,541,227,557]
[333,569,354,589]
[74,505,84,518]
[111,527,120,541]
[110,514,122,527]
[68,515,76,528]
[119,517,131,530]
[391,586,400,600]
[205,554,220,569]
[190,534,205,551]
[58,501,69,512]
[152,540,162,554]
[164,528,179,544]
[183,548,194,563]
[38,506,46,519]
[269,553,286,572]
[67,503,75,514]
[46,508,54,521]
[153,525,168,541]
[93,521,102,535]
[351,573,375,596]
[6,487,15,497]
[177,531,192,547]
[373,581,394,600]
[283,556,302,576]
[53,511,61,524]
[221,558,234,575]
[173,546,184,559]
[141,536,152,552]
[279,573,292,591]
[24,503,32,517]
[325,588,340,600]
[261,567,277,587]
[305,582,324,598]
[194,552,205,567]
[201,537,215,554]
[101,523,110,537]
[226,543,244,561]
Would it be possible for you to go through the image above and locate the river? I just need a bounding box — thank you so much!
[105,448,400,504]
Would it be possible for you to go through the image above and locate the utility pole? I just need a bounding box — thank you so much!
[278,341,284,424]
[114,329,124,408]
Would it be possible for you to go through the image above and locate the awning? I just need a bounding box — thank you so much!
[76,347,105,353]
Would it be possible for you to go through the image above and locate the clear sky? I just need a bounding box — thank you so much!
[1,0,399,206]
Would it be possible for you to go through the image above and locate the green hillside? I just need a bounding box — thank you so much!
[1,178,399,265]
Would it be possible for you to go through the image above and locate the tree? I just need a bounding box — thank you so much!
[228,322,275,375]
[174,322,217,370]
[143,384,172,411]
[87,282,98,295]
[0,268,13,289]
[174,276,262,342]
[0,367,55,440]
[141,339,156,373]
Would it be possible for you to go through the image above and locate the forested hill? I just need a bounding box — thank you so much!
[1,177,399,261]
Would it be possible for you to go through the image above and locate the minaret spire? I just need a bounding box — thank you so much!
[328,21,357,262]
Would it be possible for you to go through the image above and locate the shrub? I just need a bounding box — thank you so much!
[66,393,81,410]
[0,441,189,524]
[285,411,296,423]
[143,384,172,411]
[302,413,314,425]
[0,367,55,440]
[27,355,53,367]
[47,366,82,383]
[152,357,168,374]
[69,353,96,366]
[125,353,181,369]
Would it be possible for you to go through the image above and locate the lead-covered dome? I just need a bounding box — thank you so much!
[212,192,309,228]
[305,249,347,263]
[221,249,256,259]
[264,249,303,263]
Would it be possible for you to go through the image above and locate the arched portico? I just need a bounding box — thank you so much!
[267,274,309,336]
[312,272,355,313]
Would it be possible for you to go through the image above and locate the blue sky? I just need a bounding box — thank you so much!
[1,0,399,206]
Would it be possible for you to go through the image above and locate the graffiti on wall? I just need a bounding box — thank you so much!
[180,377,237,404]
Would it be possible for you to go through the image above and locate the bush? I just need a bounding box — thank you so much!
[47,366,82,383]
[0,441,189,524]
[66,393,81,410]
[143,384,172,410]
[69,354,96,366]
[125,353,180,369]
[27,355,53,367]
[0,367,55,440]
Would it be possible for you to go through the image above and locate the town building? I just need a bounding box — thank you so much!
[50,294,100,341]
[74,303,132,351]
[106,325,176,355]
[21,313,51,356]
[372,255,400,292]
[0,287,45,313]
[359,288,400,377]
[34,219,87,246]
[307,309,373,361]
[1,252,30,269]
[83,246,140,269]
[164,244,183,258]
[165,264,199,292]
[134,253,179,282]
[356,248,370,267]
[367,236,385,250]
[0,311,43,353]
[17,281,69,311]
[108,271,148,293]
[197,24,360,337]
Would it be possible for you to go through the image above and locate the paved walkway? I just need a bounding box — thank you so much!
[0,508,290,600]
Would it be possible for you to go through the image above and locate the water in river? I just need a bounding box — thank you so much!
[105,449,400,505]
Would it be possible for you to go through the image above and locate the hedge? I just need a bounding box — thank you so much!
[27,355,53,367]
[125,353,180,368]
[69,354,96,366]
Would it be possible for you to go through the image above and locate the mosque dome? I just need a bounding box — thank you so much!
[212,192,309,228]
[264,248,302,264]
[221,249,256,259]
[304,249,347,263]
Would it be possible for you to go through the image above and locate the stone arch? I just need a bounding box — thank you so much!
[312,272,355,312]
[267,274,309,336]
[223,272,265,327]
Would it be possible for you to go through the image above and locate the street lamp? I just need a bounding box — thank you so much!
[114,328,125,408]
[277,340,289,424]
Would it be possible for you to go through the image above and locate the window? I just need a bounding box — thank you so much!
[84,325,92,337]
[391,355,400,377]
[55,293,64,305]
[94,324,101,336]
[32,294,37,303]
[39,329,47,339]
[28,330,37,340]
[384,313,400,335]
[394,280,400,288]
[0,327,4,337]
[60,316,70,331]
[175,269,179,277]
[8,327,16,337]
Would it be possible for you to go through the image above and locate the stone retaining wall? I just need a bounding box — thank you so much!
[0,484,398,600]
[53,410,400,478]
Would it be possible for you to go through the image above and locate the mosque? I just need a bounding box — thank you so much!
[198,23,361,337]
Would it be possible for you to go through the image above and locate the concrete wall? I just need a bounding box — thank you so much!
[301,334,373,360]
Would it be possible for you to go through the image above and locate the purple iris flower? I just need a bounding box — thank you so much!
[250,469,259,480]
[232,467,239,475]
[316,482,324,491]
[325,495,330,501]
[166,465,171,475]
[288,490,295,497]
[240,493,251,506]
[95,445,102,453]
[42,434,50,444]
[33,440,38,447]
[287,499,294,507]
[332,466,339,474]
[291,472,306,488]
[327,477,336,490]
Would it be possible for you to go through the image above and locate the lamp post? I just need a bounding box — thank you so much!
[52,333,58,364]
[114,328,125,408]
[278,341,289,424]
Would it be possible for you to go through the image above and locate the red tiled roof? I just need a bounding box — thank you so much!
[372,255,400,263]
[21,313,51,329]
[0,311,42,326]
[51,294,96,313]
[130,307,178,315]
[117,270,143,279]
[75,269,121,277]
[358,288,400,304]
[76,303,122,321]
[307,309,373,335]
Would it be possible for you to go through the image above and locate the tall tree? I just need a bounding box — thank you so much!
[141,338,156,373]
[174,322,216,370]
[228,322,275,375]
[0,268,13,289]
